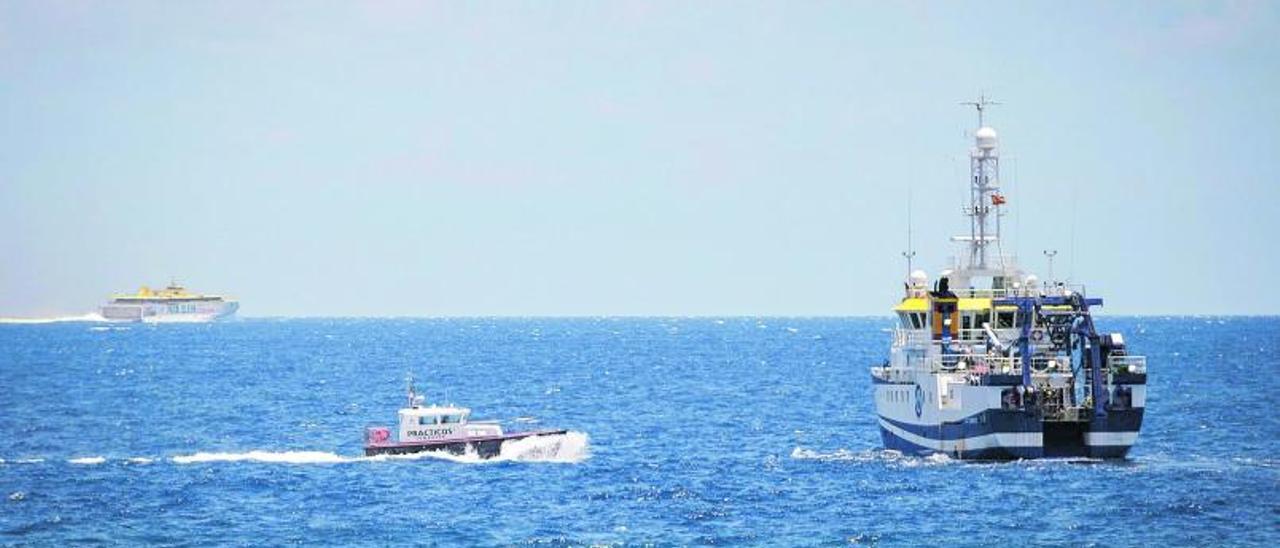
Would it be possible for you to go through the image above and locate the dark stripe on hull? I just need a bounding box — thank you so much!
[879,408,1144,460]
[364,430,567,459]
[879,424,1035,460]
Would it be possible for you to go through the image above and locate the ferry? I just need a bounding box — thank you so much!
[364,378,567,458]
[99,282,239,322]
[870,97,1147,459]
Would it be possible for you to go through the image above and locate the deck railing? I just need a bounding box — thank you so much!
[876,352,1087,379]
[891,328,1025,346]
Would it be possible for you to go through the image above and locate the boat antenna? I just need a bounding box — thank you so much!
[1069,188,1078,282]
[1044,249,1058,285]
[960,94,1000,127]
[406,373,418,407]
[902,186,916,275]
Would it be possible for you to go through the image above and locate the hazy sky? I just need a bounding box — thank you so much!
[1,1,1276,317]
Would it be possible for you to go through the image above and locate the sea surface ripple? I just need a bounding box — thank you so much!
[1,317,1277,545]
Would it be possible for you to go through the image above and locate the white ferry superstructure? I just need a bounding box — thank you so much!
[870,97,1147,459]
[99,283,239,323]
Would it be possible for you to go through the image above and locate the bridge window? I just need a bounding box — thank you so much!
[995,311,1015,329]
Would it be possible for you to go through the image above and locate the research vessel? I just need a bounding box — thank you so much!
[99,282,239,322]
[870,97,1147,459]
[364,378,567,458]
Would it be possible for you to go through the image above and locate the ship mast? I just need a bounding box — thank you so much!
[954,95,1003,272]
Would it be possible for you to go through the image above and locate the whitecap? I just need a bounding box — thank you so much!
[68,456,106,465]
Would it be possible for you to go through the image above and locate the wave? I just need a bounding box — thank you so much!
[790,447,953,467]
[67,456,106,465]
[0,313,106,324]
[170,432,591,466]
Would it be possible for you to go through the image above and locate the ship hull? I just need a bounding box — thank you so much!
[364,429,567,459]
[876,409,1144,460]
[100,300,239,323]
[873,375,1144,460]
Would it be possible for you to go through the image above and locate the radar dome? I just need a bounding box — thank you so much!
[975,126,998,150]
[909,270,928,286]
[1024,274,1039,288]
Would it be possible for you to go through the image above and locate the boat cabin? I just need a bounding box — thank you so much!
[396,404,502,442]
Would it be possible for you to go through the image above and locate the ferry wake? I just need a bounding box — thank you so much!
[870,97,1147,460]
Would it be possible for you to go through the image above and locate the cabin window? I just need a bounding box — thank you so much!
[996,311,1015,329]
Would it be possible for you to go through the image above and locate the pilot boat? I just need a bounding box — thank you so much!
[364,378,567,458]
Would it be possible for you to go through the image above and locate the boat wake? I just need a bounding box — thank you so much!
[0,313,106,324]
[168,432,591,466]
[790,446,954,467]
[172,450,350,465]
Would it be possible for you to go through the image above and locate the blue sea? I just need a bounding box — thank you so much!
[1,317,1277,546]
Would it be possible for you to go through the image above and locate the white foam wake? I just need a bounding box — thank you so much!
[790,446,952,467]
[170,432,591,466]
[0,313,106,324]
[68,456,106,465]
[490,430,590,463]
[172,450,350,464]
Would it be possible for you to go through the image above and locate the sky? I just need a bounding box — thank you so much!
[1,1,1277,317]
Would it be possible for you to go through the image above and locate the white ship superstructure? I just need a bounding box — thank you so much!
[100,283,238,322]
[364,376,567,458]
[870,97,1147,459]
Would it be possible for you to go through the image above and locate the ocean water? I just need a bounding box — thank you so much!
[1,317,1276,546]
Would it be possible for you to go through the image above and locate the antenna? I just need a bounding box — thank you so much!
[1069,189,1078,282]
[1043,250,1058,285]
[406,373,416,407]
[960,94,1001,127]
[903,186,916,274]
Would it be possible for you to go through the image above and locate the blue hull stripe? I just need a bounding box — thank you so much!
[880,425,1136,460]
[879,412,1143,442]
